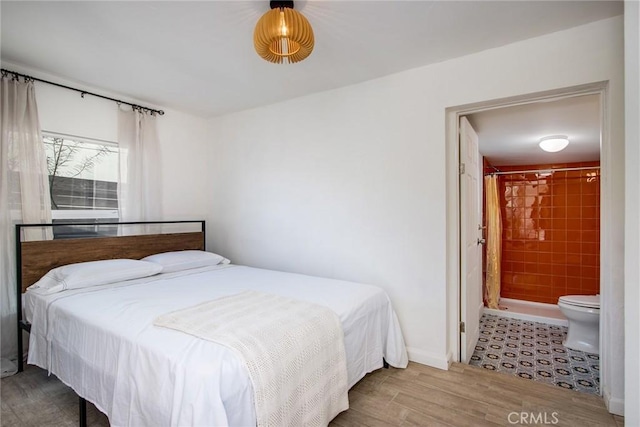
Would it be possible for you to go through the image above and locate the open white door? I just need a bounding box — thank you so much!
[459,116,483,363]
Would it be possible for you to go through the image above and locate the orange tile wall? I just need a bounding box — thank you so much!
[497,162,600,304]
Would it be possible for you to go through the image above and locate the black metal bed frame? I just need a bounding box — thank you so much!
[15,220,206,427]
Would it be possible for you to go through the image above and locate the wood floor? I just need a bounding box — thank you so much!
[1,362,624,426]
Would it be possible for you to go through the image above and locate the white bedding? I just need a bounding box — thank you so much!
[155,291,349,426]
[25,264,408,427]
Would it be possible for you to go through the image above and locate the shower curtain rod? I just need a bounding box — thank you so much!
[486,166,600,176]
[1,68,164,116]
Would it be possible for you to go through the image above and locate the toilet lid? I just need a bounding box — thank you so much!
[559,295,600,308]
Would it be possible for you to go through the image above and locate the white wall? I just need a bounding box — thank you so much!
[625,1,640,425]
[208,16,626,408]
[4,63,211,221]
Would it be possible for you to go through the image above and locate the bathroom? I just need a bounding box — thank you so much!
[465,93,601,394]
[483,159,600,331]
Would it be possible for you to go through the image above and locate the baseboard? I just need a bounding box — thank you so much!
[603,389,624,416]
[406,347,450,370]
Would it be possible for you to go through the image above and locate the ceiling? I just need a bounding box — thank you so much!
[1,1,622,118]
[467,94,601,166]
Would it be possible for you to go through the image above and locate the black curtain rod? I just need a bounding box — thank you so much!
[1,68,164,116]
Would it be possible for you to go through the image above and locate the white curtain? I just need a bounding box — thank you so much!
[117,107,162,226]
[0,75,52,377]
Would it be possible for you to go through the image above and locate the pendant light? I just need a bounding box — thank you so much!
[254,1,314,64]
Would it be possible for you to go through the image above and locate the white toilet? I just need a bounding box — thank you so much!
[557,295,600,354]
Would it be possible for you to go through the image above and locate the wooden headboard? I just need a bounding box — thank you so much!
[17,221,205,293]
[15,220,206,374]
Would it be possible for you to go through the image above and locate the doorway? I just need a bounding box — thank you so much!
[446,82,608,396]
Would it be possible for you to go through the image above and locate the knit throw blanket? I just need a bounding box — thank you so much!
[154,291,349,426]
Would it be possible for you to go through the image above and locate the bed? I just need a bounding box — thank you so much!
[17,221,408,426]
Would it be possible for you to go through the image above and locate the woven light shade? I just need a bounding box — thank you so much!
[254,2,314,64]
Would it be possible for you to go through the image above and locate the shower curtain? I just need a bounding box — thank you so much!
[484,175,502,309]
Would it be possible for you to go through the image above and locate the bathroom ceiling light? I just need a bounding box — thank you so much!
[539,136,570,153]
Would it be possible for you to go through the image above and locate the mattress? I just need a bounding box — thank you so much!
[25,264,408,426]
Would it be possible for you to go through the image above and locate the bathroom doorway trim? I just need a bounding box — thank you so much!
[445,81,616,407]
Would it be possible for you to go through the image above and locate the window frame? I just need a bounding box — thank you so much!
[42,131,120,221]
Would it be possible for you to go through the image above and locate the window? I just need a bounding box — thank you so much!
[43,133,119,237]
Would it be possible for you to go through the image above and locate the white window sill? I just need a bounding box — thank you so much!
[51,210,119,220]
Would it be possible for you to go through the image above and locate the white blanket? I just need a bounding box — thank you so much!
[154,290,349,427]
[25,265,409,426]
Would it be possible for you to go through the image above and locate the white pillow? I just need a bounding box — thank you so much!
[142,250,230,273]
[27,259,163,295]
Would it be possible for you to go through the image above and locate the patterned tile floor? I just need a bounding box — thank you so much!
[469,313,600,395]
